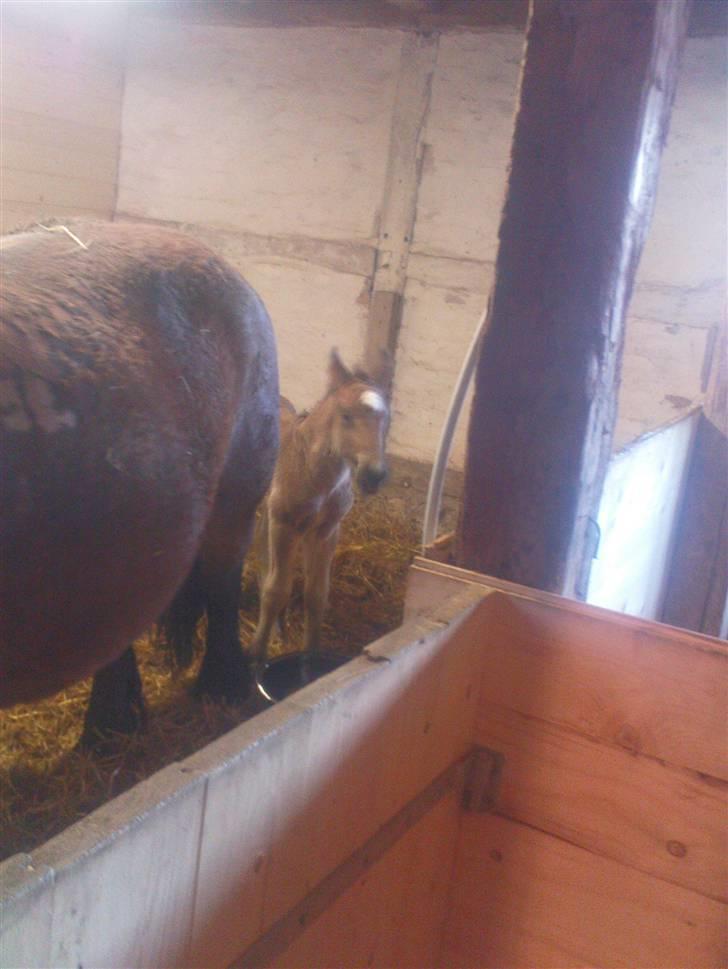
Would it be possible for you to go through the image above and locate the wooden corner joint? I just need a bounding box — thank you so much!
[462,745,505,813]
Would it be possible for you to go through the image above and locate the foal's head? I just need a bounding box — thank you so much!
[326,349,390,495]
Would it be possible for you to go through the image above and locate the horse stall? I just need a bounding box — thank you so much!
[1,563,725,969]
[2,1,727,966]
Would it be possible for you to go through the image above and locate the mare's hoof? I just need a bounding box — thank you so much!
[78,702,147,753]
[193,655,253,704]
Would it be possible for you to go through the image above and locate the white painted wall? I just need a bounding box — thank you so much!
[0,2,126,233]
[117,21,401,408]
[115,22,726,464]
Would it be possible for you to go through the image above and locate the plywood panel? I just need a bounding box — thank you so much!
[481,593,728,781]
[188,589,484,968]
[407,560,728,780]
[0,856,54,968]
[0,766,206,969]
[442,813,727,969]
[273,789,462,969]
[476,703,727,901]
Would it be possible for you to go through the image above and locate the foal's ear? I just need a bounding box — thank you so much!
[328,348,353,391]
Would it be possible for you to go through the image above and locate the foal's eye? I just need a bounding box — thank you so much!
[341,411,354,426]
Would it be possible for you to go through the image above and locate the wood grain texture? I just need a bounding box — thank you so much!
[0,766,207,969]
[480,593,728,781]
[456,0,690,596]
[187,590,484,968]
[407,560,728,778]
[270,789,462,969]
[441,813,728,969]
[476,703,727,901]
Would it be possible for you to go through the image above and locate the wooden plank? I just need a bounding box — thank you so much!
[407,555,728,649]
[0,203,108,236]
[456,0,690,596]
[2,138,120,186]
[480,593,728,782]
[365,31,438,378]
[477,703,727,901]
[442,813,728,969]
[134,0,529,32]
[1,3,127,62]
[1,169,117,213]
[233,757,468,968]
[269,788,462,969]
[187,589,484,968]
[406,560,728,779]
[1,65,123,132]
[0,855,54,968]
[0,765,207,969]
[1,108,121,160]
[0,47,124,106]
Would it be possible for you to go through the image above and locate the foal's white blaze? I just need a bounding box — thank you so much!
[360,389,387,413]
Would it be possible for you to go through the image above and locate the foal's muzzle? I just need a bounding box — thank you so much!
[357,464,388,495]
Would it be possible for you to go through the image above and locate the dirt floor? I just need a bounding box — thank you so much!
[0,495,420,863]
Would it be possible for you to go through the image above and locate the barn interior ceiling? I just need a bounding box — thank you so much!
[137,0,727,36]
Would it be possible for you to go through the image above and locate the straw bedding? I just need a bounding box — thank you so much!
[0,496,418,862]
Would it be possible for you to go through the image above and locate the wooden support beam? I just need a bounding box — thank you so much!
[455,0,690,597]
[365,31,438,385]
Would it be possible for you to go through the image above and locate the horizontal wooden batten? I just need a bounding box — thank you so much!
[1,169,117,214]
[114,214,377,279]
[0,204,111,236]
[2,139,119,186]
[407,559,728,781]
[1,109,121,160]
[1,72,122,132]
[442,813,727,969]
[476,703,727,902]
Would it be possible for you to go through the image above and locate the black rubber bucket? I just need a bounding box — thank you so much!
[256,650,351,704]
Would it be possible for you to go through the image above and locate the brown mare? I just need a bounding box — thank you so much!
[251,350,390,664]
[0,221,279,743]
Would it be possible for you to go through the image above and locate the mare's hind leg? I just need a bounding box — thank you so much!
[193,514,255,702]
[79,646,146,749]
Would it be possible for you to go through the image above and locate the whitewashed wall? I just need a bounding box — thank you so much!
[115,19,726,469]
[117,21,402,409]
[0,3,126,233]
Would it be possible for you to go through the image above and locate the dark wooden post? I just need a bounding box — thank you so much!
[455,0,689,597]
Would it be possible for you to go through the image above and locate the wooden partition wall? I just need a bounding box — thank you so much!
[1,564,725,968]
[408,559,727,969]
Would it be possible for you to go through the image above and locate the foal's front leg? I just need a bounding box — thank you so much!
[251,517,299,664]
[302,523,339,653]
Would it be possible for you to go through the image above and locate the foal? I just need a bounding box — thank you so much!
[251,350,390,663]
